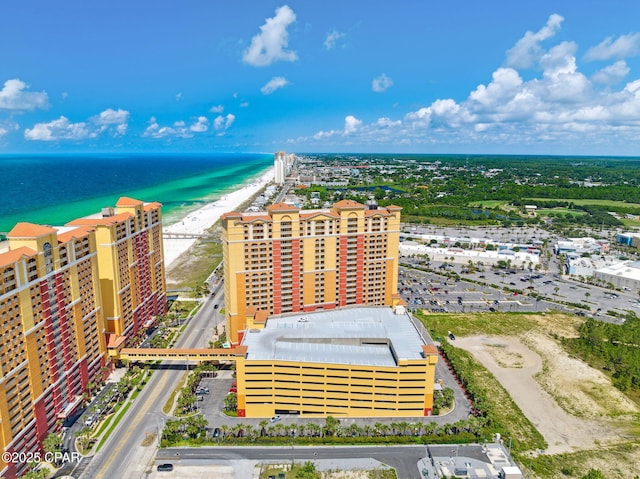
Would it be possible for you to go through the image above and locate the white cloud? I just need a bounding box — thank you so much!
[210,104,224,113]
[505,14,563,69]
[143,116,214,138]
[93,108,129,125]
[324,30,345,50]
[176,92,183,101]
[242,5,298,67]
[24,116,94,141]
[240,101,250,108]
[261,76,290,95]
[344,115,362,134]
[584,33,640,61]
[291,16,640,152]
[214,114,235,131]
[592,60,630,84]
[91,108,130,136]
[190,116,209,132]
[24,109,131,141]
[372,74,393,93]
[0,79,49,111]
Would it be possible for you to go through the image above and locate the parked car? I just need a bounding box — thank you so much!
[157,464,174,472]
[269,415,281,423]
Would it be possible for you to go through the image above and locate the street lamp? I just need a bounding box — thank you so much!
[148,412,165,446]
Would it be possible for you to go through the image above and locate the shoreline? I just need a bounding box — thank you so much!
[162,167,274,270]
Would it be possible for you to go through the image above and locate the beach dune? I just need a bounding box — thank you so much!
[163,168,274,269]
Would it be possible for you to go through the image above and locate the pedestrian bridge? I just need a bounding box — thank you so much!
[119,346,247,362]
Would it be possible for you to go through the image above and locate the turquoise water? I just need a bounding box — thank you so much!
[0,153,273,232]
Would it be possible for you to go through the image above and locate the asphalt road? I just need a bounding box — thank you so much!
[157,445,427,479]
[76,284,225,479]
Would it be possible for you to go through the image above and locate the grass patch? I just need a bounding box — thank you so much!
[621,218,640,228]
[95,400,134,452]
[421,311,539,340]
[162,371,189,415]
[524,442,640,478]
[525,198,640,208]
[537,208,588,216]
[469,200,507,208]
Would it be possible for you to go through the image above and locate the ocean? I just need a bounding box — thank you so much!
[0,153,273,233]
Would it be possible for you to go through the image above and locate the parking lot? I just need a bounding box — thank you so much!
[399,254,636,324]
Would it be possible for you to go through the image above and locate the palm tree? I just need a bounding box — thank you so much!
[259,420,268,437]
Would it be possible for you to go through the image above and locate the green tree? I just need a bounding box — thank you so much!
[295,461,320,479]
[323,416,340,436]
[224,392,237,412]
[580,469,605,479]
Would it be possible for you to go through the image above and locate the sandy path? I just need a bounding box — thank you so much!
[455,335,627,454]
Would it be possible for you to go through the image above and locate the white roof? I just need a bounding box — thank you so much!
[241,306,429,367]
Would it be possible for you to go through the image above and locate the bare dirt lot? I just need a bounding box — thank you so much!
[454,314,640,477]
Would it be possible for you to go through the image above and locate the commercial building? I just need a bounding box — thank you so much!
[68,197,167,356]
[594,260,640,292]
[0,223,106,477]
[0,197,165,477]
[221,200,402,345]
[420,443,523,479]
[236,306,438,418]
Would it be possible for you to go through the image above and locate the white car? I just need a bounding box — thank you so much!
[269,415,281,423]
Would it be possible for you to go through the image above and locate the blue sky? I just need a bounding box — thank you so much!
[2,1,640,155]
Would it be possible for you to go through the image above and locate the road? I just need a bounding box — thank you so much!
[76,283,225,479]
[156,445,426,479]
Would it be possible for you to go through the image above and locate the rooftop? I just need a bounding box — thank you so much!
[596,260,640,281]
[241,306,430,367]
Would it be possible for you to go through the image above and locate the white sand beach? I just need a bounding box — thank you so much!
[163,168,274,269]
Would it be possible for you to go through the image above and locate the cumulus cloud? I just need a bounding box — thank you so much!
[584,33,640,61]
[261,76,290,95]
[24,108,130,141]
[242,5,298,67]
[0,79,49,111]
[344,115,362,134]
[92,108,130,136]
[506,14,563,69]
[324,30,345,50]
[190,116,209,132]
[24,117,94,141]
[143,116,214,139]
[210,104,224,113]
[592,60,630,84]
[372,74,393,93]
[293,15,640,151]
[214,114,235,131]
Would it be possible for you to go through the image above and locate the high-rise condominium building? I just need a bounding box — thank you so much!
[0,224,105,477]
[221,200,402,345]
[0,197,165,477]
[274,150,287,184]
[68,197,167,355]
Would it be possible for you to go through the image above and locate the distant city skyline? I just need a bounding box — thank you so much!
[2,1,640,155]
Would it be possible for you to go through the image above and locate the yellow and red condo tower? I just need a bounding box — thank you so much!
[68,197,167,355]
[0,224,106,478]
[221,200,402,345]
[0,197,166,477]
